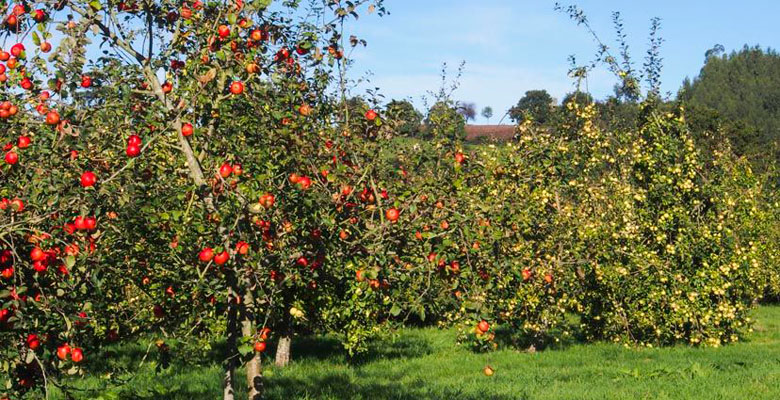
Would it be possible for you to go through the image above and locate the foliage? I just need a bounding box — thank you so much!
[1,1,391,398]
[422,101,466,141]
[384,99,422,137]
[1,1,777,399]
[679,45,780,174]
[570,102,765,345]
[480,106,493,123]
[456,102,476,122]
[509,90,554,124]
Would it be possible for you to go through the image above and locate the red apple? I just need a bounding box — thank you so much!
[259,193,275,208]
[298,176,312,190]
[259,327,271,340]
[181,122,194,137]
[214,251,229,265]
[84,217,97,231]
[218,24,230,38]
[70,348,84,363]
[33,9,47,23]
[522,269,532,281]
[199,247,214,263]
[385,208,399,222]
[10,198,23,212]
[4,151,17,165]
[250,29,264,42]
[10,43,24,57]
[126,144,140,157]
[26,334,40,350]
[229,81,244,95]
[17,136,31,148]
[127,134,142,146]
[80,171,97,187]
[219,163,233,178]
[236,241,249,255]
[30,247,46,262]
[46,110,60,125]
[73,216,88,231]
[57,344,71,360]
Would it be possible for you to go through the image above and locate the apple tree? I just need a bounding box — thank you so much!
[1,0,396,399]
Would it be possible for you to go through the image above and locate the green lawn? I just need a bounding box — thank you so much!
[52,306,780,399]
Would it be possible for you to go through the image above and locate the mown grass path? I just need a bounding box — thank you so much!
[54,306,780,399]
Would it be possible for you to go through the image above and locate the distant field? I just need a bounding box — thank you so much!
[52,306,780,399]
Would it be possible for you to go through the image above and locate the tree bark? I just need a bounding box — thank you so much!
[275,336,292,367]
[223,367,235,400]
[245,350,262,400]
[242,291,263,400]
[223,271,240,400]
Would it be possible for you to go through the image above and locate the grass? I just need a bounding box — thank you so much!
[51,306,780,399]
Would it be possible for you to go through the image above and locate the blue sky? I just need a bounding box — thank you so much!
[340,0,780,123]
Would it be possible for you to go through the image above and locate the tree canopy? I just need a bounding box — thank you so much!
[679,45,780,170]
[509,90,554,123]
[385,99,423,136]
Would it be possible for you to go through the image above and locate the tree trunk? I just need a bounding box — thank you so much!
[223,367,235,400]
[275,336,292,367]
[242,291,263,400]
[223,271,240,400]
[245,350,262,400]
[223,301,238,400]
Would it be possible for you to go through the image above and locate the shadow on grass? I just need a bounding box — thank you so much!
[75,323,590,399]
[71,332,436,399]
[265,373,524,400]
[283,331,435,365]
[492,316,587,352]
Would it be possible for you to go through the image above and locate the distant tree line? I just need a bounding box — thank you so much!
[349,45,779,175]
[680,45,780,175]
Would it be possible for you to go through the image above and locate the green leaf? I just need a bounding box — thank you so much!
[237,344,253,357]
[389,304,401,316]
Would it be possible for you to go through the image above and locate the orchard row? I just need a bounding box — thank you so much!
[1,1,777,399]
